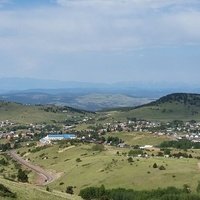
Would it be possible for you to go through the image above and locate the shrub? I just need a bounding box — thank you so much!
[66,186,74,194]
[76,158,82,162]
[17,169,28,183]
[127,157,134,163]
[159,165,166,170]
[0,183,16,198]
[46,186,50,192]
[153,163,158,168]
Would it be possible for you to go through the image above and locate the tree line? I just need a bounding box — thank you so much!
[79,185,200,200]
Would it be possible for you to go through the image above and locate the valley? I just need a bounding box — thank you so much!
[1,93,200,199]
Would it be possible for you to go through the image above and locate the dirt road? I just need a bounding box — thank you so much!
[9,150,56,185]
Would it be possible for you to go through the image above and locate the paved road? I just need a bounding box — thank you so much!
[9,150,55,185]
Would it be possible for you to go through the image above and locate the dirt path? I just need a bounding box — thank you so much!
[9,150,58,185]
[58,145,75,153]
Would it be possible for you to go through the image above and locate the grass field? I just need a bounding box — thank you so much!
[17,142,200,194]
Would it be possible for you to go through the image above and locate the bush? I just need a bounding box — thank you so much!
[17,169,28,183]
[127,157,134,163]
[153,163,158,168]
[76,158,82,162]
[159,165,166,170]
[46,186,50,192]
[66,186,74,194]
[0,158,8,166]
[0,183,16,198]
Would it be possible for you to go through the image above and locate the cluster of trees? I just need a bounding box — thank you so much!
[79,185,200,200]
[128,149,143,157]
[160,139,200,150]
[0,143,11,152]
[0,158,8,166]
[0,183,16,198]
[106,136,123,146]
[17,169,28,183]
[151,93,200,106]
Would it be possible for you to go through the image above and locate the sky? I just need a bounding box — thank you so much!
[0,0,200,84]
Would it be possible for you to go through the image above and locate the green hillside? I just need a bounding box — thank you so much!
[107,93,200,121]
[0,101,93,124]
[0,177,70,200]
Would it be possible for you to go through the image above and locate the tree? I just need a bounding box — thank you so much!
[76,158,82,162]
[46,186,50,192]
[183,184,191,193]
[127,157,134,163]
[159,165,166,170]
[66,186,74,195]
[153,163,158,168]
[17,169,28,183]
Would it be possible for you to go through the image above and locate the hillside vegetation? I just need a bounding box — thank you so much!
[0,101,93,124]
[108,93,200,121]
[0,177,70,200]
[17,142,200,194]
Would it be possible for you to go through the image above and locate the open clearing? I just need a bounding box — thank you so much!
[105,131,171,146]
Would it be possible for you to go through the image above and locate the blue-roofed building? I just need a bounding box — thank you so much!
[40,134,76,144]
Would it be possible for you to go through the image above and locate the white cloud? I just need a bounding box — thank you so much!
[0,1,199,53]
[0,0,199,78]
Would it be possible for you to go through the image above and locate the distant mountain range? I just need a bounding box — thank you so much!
[0,77,200,111]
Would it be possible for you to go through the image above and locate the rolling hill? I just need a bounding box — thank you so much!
[0,101,93,124]
[107,93,200,121]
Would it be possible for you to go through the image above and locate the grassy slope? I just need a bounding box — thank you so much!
[17,142,200,194]
[0,102,91,124]
[105,132,170,146]
[107,94,200,122]
[0,177,70,200]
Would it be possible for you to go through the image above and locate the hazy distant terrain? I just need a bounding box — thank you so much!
[1,78,200,111]
[0,92,152,111]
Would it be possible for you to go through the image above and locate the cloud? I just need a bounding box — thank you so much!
[0,1,199,53]
[0,0,199,80]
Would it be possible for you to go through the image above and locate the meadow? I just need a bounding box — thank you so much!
[17,141,200,195]
[105,131,170,146]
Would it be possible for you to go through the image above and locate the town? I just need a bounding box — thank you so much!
[1,117,200,150]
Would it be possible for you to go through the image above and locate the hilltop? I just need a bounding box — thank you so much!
[107,93,200,121]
